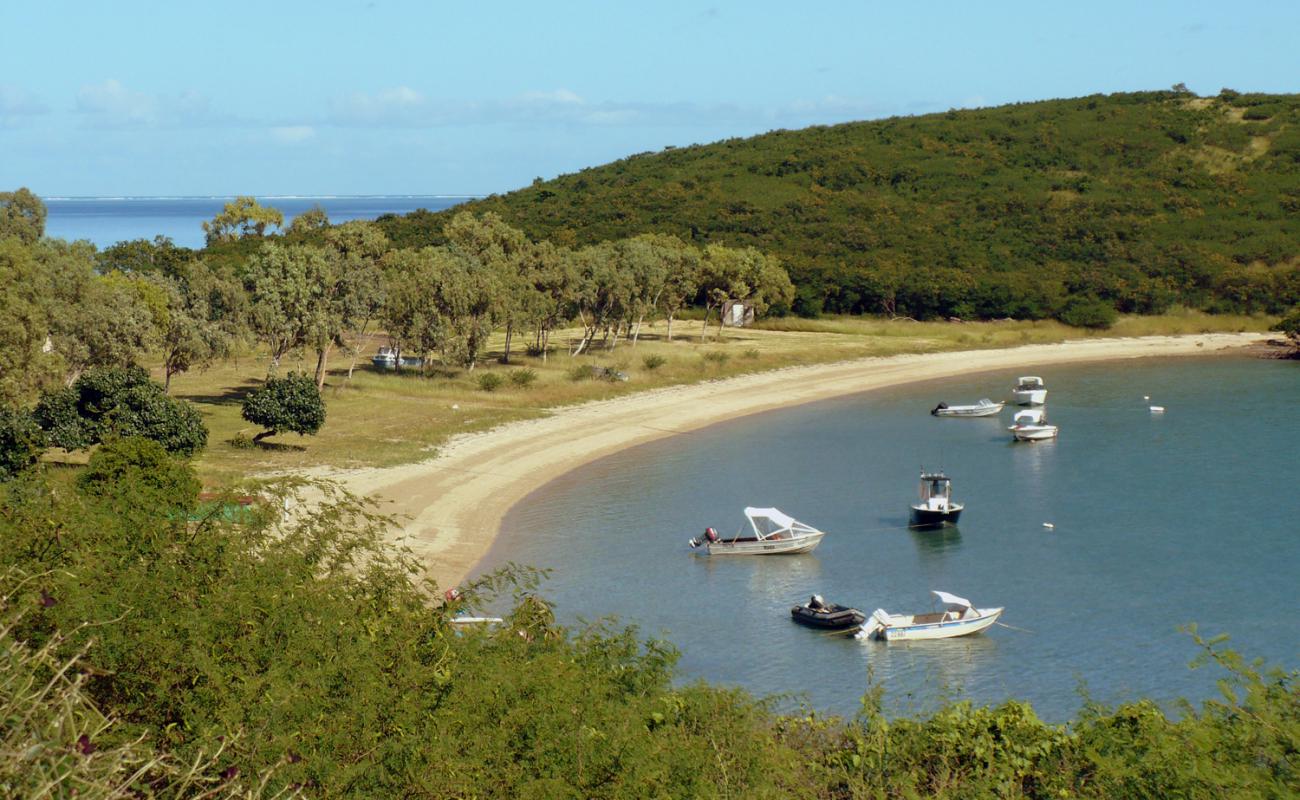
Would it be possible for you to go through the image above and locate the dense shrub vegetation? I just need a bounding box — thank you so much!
[0,454,1296,797]
[380,91,1300,320]
[240,371,327,443]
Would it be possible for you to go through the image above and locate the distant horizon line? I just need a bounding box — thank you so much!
[41,194,487,202]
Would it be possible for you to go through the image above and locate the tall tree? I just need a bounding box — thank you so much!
[427,247,501,369]
[649,234,701,342]
[96,235,193,277]
[569,243,633,355]
[150,265,234,391]
[0,187,46,245]
[444,212,532,363]
[0,238,62,403]
[202,196,284,245]
[318,221,388,386]
[378,248,442,369]
[246,242,327,372]
[286,204,330,237]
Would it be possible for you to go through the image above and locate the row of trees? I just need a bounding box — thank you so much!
[0,191,794,410]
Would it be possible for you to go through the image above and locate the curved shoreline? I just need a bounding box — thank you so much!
[322,332,1267,591]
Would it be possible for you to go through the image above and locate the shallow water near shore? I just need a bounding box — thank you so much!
[482,356,1300,721]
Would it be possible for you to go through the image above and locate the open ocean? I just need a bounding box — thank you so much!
[482,356,1300,721]
[41,195,476,249]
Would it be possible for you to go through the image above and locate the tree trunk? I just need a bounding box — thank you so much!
[252,429,275,445]
[314,341,333,390]
[632,312,646,346]
[666,313,675,341]
[502,323,514,364]
[700,308,713,342]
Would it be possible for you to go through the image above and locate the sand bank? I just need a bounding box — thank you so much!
[322,333,1266,590]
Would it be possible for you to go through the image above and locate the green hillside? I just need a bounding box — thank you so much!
[378,90,1300,320]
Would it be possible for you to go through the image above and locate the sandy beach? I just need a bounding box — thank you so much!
[323,332,1267,591]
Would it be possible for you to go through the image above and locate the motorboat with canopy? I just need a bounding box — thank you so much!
[1012,376,1047,406]
[1008,408,1058,441]
[854,590,1003,641]
[909,470,963,528]
[689,507,826,555]
[931,398,1005,417]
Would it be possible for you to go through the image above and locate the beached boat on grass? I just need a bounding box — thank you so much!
[931,398,1005,417]
[854,591,1002,641]
[1008,408,1058,441]
[790,595,866,630]
[1012,376,1048,405]
[689,507,826,555]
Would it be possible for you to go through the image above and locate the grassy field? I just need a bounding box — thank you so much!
[158,310,1273,484]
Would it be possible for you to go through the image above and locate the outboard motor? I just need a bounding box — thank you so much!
[688,527,720,549]
[930,402,948,416]
[855,609,892,640]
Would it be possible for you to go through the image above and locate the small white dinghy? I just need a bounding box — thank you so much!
[1012,376,1047,406]
[931,398,1005,417]
[854,591,1003,641]
[1008,408,1058,441]
[689,507,826,555]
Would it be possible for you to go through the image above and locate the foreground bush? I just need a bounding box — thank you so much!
[0,460,1295,798]
[0,570,270,798]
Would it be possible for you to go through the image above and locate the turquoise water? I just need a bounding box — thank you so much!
[481,356,1300,721]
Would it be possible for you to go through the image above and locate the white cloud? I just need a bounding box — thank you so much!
[330,85,434,125]
[271,125,316,143]
[0,83,48,128]
[321,86,889,131]
[75,79,216,129]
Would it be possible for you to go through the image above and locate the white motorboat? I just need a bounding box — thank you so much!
[372,346,425,370]
[1008,408,1058,441]
[1012,376,1047,405]
[909,470,963,528]
[931,398,1005,417]
[854,591,1003,641]
[689,507,826,555]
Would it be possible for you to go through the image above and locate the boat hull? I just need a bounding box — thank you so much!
[933,403,1004,417]
[861,608,1003,641]
[1012,389,1047,406]
[909,505,962,528]
[699,531,825,555]
[1011,425,1058,441]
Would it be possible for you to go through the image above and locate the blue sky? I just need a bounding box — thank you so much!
[2,0,1297,196]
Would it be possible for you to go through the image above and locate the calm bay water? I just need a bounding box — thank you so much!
[482,356,1300,721]
[42,196,474,249]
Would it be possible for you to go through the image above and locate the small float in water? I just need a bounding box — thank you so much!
[854,591,1003,641]
[790,595,866,630]
[689,507,826,555]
